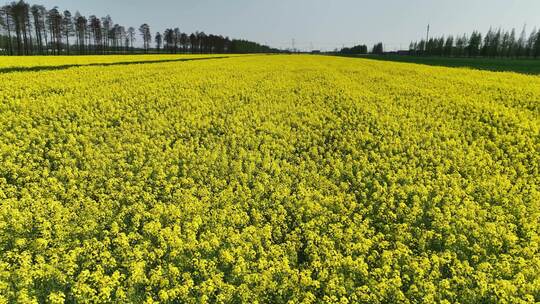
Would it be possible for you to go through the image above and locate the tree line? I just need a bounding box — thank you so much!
[410,27,540,58]
[0,0,278,55]
[338,43,384,55]
[339,44,368,55]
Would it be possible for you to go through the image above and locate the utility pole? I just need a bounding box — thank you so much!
[292,38,295,53]
[425,24,430,52]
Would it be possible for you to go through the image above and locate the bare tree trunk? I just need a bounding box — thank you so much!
[65,32,69,55]
[43,27,48,55]
[14,15,23,55]
[22,24,29,55]
[56,26,61,54]
[49,19,54,55]
[26,19,33,55]
[6,14,14,55]
[33,18,42,54]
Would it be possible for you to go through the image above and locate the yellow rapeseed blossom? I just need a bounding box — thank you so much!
[0,55,538,303]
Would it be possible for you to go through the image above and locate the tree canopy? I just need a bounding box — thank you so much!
[0,0,278,55]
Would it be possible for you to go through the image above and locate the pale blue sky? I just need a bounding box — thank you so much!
[35,0,540,51]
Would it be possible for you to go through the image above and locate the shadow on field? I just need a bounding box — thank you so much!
[0,56,232,74]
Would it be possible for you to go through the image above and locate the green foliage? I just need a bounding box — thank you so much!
[363,54,540,75]
[0,55,538,303]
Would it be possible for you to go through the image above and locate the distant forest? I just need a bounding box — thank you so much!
[410,27,540,58]
[339,28,540,58]
[0,0,279,55]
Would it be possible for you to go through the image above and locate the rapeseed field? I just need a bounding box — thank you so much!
[0,55,538,303]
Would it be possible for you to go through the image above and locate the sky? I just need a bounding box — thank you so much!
[35,0,540,51]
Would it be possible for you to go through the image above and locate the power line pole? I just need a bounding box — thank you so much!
[292,38,295,53]
[425,24,430,52]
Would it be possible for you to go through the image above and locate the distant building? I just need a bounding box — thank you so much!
[311,50,321,54]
